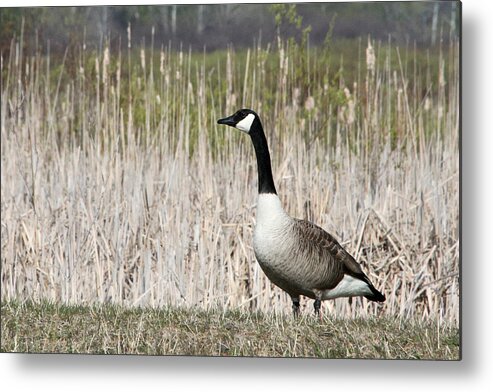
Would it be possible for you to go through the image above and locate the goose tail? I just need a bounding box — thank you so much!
[364,284,386,302]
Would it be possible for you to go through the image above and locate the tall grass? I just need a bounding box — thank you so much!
[1,30,459,325]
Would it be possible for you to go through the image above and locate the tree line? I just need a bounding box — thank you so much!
[0,2,459,54]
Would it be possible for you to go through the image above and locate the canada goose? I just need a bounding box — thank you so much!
[217,109,385,317]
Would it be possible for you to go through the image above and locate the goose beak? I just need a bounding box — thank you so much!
[217,115,236,127]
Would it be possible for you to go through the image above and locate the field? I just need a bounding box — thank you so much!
[1,25,459,358]
[1,300,459,358]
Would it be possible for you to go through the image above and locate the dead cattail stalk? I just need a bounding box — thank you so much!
[1,34,459,325]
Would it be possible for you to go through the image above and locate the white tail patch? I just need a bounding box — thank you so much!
[236,113,255,133]
[322,274,373,300]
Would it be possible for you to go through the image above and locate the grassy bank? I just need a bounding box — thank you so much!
[1,300,459,359]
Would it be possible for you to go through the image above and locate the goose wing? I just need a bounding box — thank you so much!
[292,219,371,288]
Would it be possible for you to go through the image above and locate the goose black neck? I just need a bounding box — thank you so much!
[249,120,277,195]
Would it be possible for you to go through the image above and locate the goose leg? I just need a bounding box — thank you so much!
[313,299,321,318]
[291,296,300,318]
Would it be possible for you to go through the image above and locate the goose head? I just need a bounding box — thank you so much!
[217,109,259,133]
[217,108,276,194]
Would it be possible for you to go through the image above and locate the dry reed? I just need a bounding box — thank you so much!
[1,33,459,325]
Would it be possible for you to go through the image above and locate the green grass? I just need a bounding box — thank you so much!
[1,300,459,359]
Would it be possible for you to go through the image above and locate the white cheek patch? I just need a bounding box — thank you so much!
[236,113,255,133]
